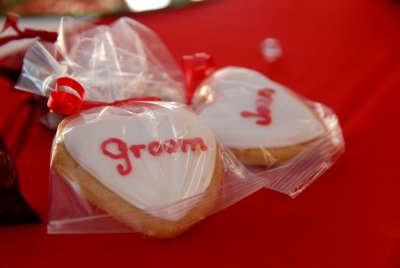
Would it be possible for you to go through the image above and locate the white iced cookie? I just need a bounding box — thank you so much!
[193,67,325,166]
[52,103,222,238]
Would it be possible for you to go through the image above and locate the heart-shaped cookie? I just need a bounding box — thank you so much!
[52,103,222,238]
[194,67,325,166]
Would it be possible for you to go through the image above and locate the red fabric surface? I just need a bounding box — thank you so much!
[1,0,400,266]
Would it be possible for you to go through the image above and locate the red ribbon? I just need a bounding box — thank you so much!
[0,13,58,46]
[181,53,215,104]
[47,77,161,115]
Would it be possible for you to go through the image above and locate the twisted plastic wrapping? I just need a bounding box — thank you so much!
[16,17,185,103]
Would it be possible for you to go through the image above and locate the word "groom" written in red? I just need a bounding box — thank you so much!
[101,137,208,176]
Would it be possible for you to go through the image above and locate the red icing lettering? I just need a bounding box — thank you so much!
[163,139,178,154]
[148,141,163,156]
[130,144,146,158]
[101,137,208,175]
[256,106,270,115]
[101,138,132,176]
[240,88,275,126]
[179,138,208,152]
[258,88,275,98]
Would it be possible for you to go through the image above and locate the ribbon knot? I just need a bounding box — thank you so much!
[181,53,215,104]
[47,77,85,115]
[47,77,161,115]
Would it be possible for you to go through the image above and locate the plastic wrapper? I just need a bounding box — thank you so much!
[48,101,255,238]
[34,20,344,237]
[192,67,345,197]
[47,64,344,237]
[48,93,343,237]
[15,16,185,103]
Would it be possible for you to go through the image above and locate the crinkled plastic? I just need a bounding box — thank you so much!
[15,16,185,102]
[192,67,345,197]
[48,67,344,237]
[6,14,343,237]
[48,101,248,237]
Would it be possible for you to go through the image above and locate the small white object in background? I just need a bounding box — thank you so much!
[124,0,206,12]
[125,0,170,12]
[261,38,282,62]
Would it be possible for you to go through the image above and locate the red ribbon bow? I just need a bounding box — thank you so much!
[47,77,161,115]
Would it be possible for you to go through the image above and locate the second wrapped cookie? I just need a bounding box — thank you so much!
[193,67,325,166]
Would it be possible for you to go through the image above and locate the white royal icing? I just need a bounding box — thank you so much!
[62,104,216,221]
[195,67,325,148]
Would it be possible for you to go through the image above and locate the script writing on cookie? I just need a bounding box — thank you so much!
[240,88,275,125]
[101,137,208,175]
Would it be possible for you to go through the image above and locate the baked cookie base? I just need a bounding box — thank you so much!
[230,139,317,166]
[51,120,223,239]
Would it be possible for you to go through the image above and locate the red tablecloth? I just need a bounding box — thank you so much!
[1,0,400,266]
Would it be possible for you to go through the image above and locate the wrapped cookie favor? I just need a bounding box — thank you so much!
[192,67,344,197]
[47,62,345,236]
